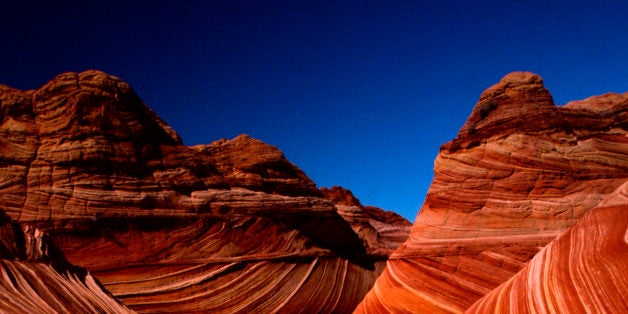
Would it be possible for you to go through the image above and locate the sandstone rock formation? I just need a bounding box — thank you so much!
[356,72,627,313]
[0,70,410,313]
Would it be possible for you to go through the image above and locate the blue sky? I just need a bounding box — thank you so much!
[1,1,626,220]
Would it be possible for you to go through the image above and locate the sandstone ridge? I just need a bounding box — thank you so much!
[356,72,627,313]
[0,70,410,313]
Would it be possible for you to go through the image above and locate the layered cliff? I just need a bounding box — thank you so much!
[356,72,627,313]
[0,70,410,313]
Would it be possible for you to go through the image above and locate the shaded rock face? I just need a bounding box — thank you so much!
[320,186,412,256]
[0,70,409,313]
[356,72,627,313]
[320,186,411,226]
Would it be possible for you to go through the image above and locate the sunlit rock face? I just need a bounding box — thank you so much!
[355,72,627,313]
[0,70,410,313]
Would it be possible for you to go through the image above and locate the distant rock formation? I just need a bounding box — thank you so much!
[321,186,412,256]
[356,72,627,313]
[0,70,410,313]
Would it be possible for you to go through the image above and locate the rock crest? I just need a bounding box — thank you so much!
[449,71,569,150]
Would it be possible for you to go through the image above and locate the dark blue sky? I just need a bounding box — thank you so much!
[1,1,626,220]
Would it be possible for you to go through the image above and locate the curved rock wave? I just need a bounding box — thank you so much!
[468,184,628,313]
[0,213,131,313]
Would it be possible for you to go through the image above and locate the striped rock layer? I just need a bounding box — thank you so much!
[0,70,410,313]
[0,213,131,313]
[356,72,627,313]
[467,183,628,313]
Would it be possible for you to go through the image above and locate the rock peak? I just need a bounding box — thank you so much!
[447,71,568,151]
[479,71,546,102]
[27,69,183,145]
[320,186,363,207]
[196,134,321,196]
[498,71,543,86]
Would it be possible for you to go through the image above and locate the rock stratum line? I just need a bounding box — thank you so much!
[355,72,627,313]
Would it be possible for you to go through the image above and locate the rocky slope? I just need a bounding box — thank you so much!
[0,70,410,313]
[356,72,627,313]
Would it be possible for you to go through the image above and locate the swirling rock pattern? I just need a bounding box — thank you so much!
[356,72,627,313]
[468,183,628,313]
[0,70,410,313]
[0,213,131,313]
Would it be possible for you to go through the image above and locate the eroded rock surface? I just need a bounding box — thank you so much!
[356,72,627,313]
[0,70,409,313]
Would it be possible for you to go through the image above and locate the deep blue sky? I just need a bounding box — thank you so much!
[1,1,626,221]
